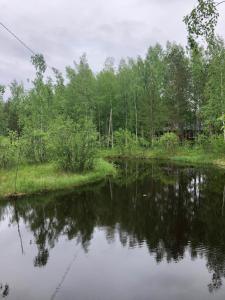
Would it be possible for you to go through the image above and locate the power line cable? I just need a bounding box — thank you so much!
[0,21,54,70]
[216,1,225,6]
[50,248,80,300]
[0,21,36,55]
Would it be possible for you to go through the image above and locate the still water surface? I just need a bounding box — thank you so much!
[0,160,225,300]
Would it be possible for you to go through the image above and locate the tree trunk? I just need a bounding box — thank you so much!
[107,112,111,148]
[98,108,101,146]
[149,91,154,146]
[108,107,113,148]
[111,107,114,148]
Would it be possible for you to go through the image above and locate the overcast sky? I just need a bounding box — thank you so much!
[1,0,225,88]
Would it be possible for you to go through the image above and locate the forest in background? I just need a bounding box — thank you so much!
[1,39,225,170]
[0,0,225,176]
[1,39,225,139]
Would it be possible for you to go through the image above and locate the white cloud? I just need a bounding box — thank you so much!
[0,0,225,87]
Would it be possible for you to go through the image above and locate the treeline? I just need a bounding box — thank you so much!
[0,39,225,170]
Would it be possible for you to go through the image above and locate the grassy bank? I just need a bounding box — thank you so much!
[163,151,225,168]
[1,147,224,200]
[0,158,116,199]
[101,148,225,169]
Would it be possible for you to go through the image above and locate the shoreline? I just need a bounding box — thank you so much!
[101,149,225,169]
[0,158,116,200]
[1,149,225,200]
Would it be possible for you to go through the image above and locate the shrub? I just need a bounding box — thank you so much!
[158,132,179,152]
[152,137,160,148]
[195,134,225,155]
[139,137,150,148]
[210,135,225,154]
[50,118,98,172]
[114,129,139,155]
[21,128,49,163]
[0,132,18,169]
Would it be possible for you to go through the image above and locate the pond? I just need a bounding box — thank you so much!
[0,160,225,300]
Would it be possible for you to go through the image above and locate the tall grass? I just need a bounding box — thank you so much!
[0,158,116,198]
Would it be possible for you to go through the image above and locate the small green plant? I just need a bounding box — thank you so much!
[158,132,179,152]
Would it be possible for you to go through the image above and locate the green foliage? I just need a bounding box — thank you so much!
[50,118,98,172]
[164,43,191,135]
[65,54,96,121]
[0,85,5,95]
[21,129,49,164]
[0,133,18,169]
[114,129,139,155]
[157,133,179,152]
[195,134,225,154]
[184,0,219,47]
[6,81,24,133]
[136,44,166,140]
[209,135,225,154]
[0,159,116,197]
[202,38,225,133]
[31,54,47,77]
[195,134,209,150]
[1,40,225,172]
[218,114,225,134]
[181,139,193,152]
[139,137,150,148]
[0,85,7,135]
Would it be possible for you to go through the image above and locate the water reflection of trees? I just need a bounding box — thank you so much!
[0,161,225,292]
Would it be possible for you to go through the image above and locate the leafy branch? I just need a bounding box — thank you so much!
[184,0,221,48]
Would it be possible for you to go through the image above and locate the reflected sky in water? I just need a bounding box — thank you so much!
[0,160,225,300]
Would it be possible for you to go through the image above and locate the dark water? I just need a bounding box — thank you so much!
[0,161,225,300]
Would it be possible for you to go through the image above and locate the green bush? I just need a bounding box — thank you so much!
[0,133,18,169]
[210,135,225,154]
[157,132,179,152]
[21,128,49,163]
[114,129,139,155]
[50,118,98,172]
[139,137,150,148]
[195,134,225,154]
